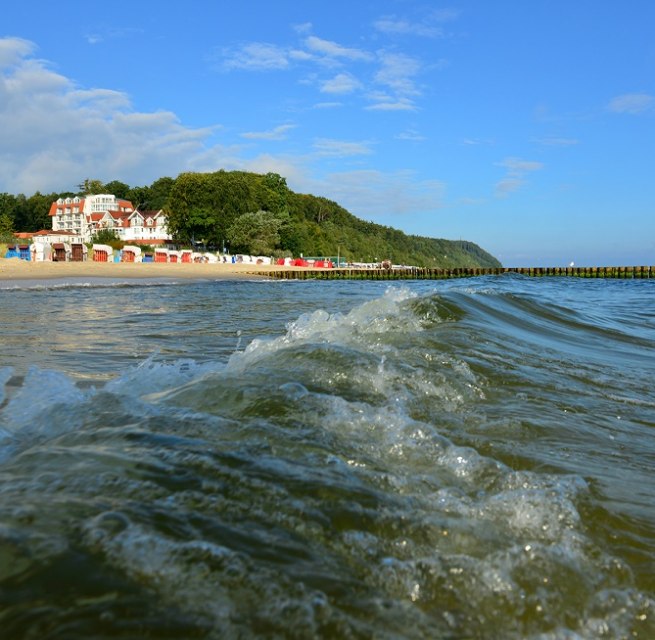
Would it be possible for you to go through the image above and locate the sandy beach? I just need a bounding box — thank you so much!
[0,258,285,281]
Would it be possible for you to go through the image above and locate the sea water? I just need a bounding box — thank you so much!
[0,275,653,639]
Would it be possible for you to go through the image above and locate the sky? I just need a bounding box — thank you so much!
[1,1,654,266]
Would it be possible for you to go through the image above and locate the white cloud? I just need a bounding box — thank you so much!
[374,16,443,38]
[313,101,343,109]
[220,42,290,71]
[320,72,362,94]
[607,93,654,114]
[375,52,421,95]
[288,49,314,63]
[494,157,544,198]
[313,169,445,217]
[495,177,524,197]
[498,158,544,174]
[240,124,296,141]
[0,37,220,193]
[304,36,373,62]
[461,137,495,146]
[0,37,34,66]
[366,52,421,110]
[312,138,373,157]
[292,22,313,35]
[365,99,416,112]
[534,136,579,146]
[373,9,458,38]
[215,29,433,114]
[396,129,426,142]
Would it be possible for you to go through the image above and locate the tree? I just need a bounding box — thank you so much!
[0,211,14,242]
[165,170,261,245]
[78,178,105,195]
[147,177,174,210]
[226,210,283,255]
[126,177,174,211]
[262,172,289,213]
[0,193,18,237]
[104,180,131,199]
[24,192,54,230]
[91,228,121,247]
[126,185,150,210]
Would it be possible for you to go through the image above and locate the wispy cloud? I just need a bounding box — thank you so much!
[241,124,296,140]
[461,137,495,146]
[374,16,445,38]
[396,129,426,142]
[220,42,290,71]
[315,169,445,217]
[304,36,373,63]
[320,72,362,94]
[367,52,422,111]
[495,157,544,197]
[216,26,436,113]
[373,9,458,38]
[292,22,313,35]
[83,26,143,45]
[366,97,416,112]
[533,136,579,147]
[313,101,343,109]
[607,93,654,114]
[374,52,420,95]
[312,138,373,157]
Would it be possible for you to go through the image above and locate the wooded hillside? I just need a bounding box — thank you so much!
[1,171,501,268]
[165,170,501,268]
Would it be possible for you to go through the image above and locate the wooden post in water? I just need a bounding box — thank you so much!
[255,263,655,281]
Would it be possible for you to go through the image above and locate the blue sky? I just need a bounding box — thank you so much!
[2,1,654,266]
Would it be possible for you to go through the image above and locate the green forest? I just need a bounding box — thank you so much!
[0,171,501,268]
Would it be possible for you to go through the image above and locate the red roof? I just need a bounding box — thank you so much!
[33,229,78,236]
[49,197,134,217]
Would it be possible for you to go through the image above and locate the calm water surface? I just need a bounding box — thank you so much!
[1,275,654,638]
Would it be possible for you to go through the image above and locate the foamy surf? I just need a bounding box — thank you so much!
[1,278,654,638]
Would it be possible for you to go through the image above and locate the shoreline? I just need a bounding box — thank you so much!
[0,258,282,281]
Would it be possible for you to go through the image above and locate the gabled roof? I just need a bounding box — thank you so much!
[114,199,134,212]
[49,199,86,217]
[138,209,164,217]
[106,210,132,221]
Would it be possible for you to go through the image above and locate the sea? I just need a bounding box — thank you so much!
[0,274,653,639]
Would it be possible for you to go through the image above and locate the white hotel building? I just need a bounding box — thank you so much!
[49,194,171,244]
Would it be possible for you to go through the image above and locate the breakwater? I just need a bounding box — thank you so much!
[258,265,655,280]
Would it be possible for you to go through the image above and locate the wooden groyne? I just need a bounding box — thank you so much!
[256,265,655,281]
